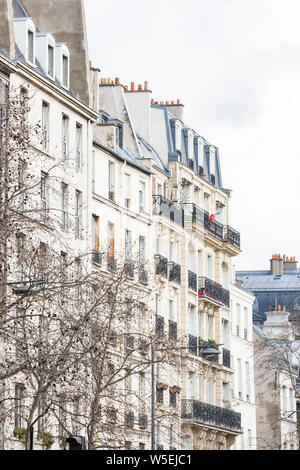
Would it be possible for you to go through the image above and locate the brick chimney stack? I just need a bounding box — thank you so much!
[270,254,283,276]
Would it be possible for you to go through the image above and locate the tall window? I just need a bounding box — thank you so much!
[108,223,115,259]
[139,236,145,266]
[42,101,49,150]
[169,242,174,262]
[75,191,81,237]
[75,124,82,170]
[40,173,47,218]
[223,382,229,407]
[198,375,203,401]
[124,173,131,208]
[27,29,34,64]
[188,304,196,335]
[125,370,132,408]
[197,250,203,276]
[15,384,24,428]
[198,310,203,338]
[108,162,115,201]
[62,55,69,87]
[139,373,146,413]
[60,183,67,228]
[246,362,250,401]
[207,315,213,340]
[169,300,174,321]
[92,215,100,255]
[116,125,123,148]
[61,114,69,161]
[236,304,241,337]
[238,358,243,399]
[222,319,229,348]
[207,255,213,279]
[48,44,54,77]
[208,379,213,405]
[169,425,174,450]
[188,372,196,399]
[244,307,248,340]
[139,181,145,212]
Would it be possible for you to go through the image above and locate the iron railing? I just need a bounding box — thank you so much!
[92,250,101,265]
[156,315,164,337]
[139,413,148,429]
[169,262,181,284]
[222,348,231,368]
[169,320,177,341]
[223,226,241,250]
[181,399,241,433]
[188,270,197,292]
[125,412,134,428]
[139,265,148,284]
[155,254,168,278]
[188,334,198,355]
[198,277,230,308]
[204,210,223,241]
[153,195,184,228]
[107,256,117,272]
[124,262,134,279]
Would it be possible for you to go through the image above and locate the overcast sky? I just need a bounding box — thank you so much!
[85,0,300,271]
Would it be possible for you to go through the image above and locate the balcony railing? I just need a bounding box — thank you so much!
[155,254,168,278]
[188,334,198,355]
[188,270,197,292]
[156,315,164,337]
[184,203,240,250]
[181,399,241,433]
[223,226,241,250]
[198,277,230,308]
[107,256,117,272]
[153,195,184,228]
[124,261,134,279]
[222,348,231,368]
[139,265,148,284]
[92,250,101,265]
[169,320,177,341]
[169,262,181,284]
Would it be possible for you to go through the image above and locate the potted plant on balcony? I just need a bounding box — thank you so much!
[13,427,26,442]
[170,385,181,394]
[156,383,168,391]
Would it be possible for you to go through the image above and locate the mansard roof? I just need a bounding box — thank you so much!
[237,269,300,292]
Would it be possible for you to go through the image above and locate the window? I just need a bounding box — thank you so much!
[75,191,81,237]
[124,173,131,208]
[108,223,115,259]
[76,124,82,170]
[247,429,252,450]
[42,102,49,150]
[62,55,69,87]
[60,183,67,228]
[188,373,196,399]
[246,362,250,401]
[238,359,242,400]
[208,315,213,340]
[139,236,145,266]
[38,394,46,433]
[198,311,203,339]
[223,382,229,407]
[207,255,213,279]
[116,125,123,148]
[169,242,174,262]
[222,319,229,348]
[48,44,54,77]
[125,370,132,407]
[15,384,24,428]
[61,114,69,161]
[184,436,192,450]
[208,379,213,405]
[108,162,115,201]
[169,300,174,321]
[16,234,25,282]
[27,29,34,64]
[198,376,203,401]
[139,181,145,212]
[92,215,100,258]
[139,373,146,413]
[169,425,174,449]
[40,173,47,218]
[188,304,196,335]
[236,304,241,337]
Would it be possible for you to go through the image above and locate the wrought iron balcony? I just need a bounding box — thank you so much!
[222,348,231,368]
[124,261,134,279]
[169,262,181,284]
[92,250,101,265]
[107,256,117,272]
[188,270,197,292]
[156,315,164,337]
[198,277,230,308]
[155,254,168,278]
[125,411,134,428]
[170,391,177,408]
[125,335,135,350]
[139,265,148,284]
[139,413,148,429]
[204,210,223,241]
[188,334,198,355]
[223,226,241,250]
[169,320,177,341]
[181,399,241,433]
[153,195,184,228]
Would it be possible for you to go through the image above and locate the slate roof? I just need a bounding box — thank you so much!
[93,136,152,175]
[236,270,300,292]
[137,134,168,175]
[12,0,28,18]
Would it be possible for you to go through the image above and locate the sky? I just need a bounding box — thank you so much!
[84,0,300,271]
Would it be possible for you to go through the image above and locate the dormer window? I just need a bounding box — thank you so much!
[27,29,34,64]
[116,125,123,149]
[62,54,69,88]
[48,45,54,77]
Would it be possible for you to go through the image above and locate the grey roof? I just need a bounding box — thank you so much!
[236,270,300,292]
[137,134,168,175]
[12,0,28,18]
[93,136,152,175]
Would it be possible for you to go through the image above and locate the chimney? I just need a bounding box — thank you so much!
[283,255,298,271]
[270,253,283,275]
[115,77,120,86]
[138,84,143,91]
[164,99,184,121]
[131,82,135,91]
[144,81,148,90]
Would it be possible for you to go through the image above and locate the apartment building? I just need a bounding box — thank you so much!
[0,0,257,451]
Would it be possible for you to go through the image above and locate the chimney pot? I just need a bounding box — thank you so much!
[177,99,181,104]
[138,84,143,91]
[160,101,164,105]
[283,306,286,311]
[131,82,135,91]
[278,305,281,311]
[144,81,148,90]
[115,77,120,85]
[89,60,92,68]
[166,101,170,105]
[269,306,272,311]
[151,98,154,104]
[171,100,175,105]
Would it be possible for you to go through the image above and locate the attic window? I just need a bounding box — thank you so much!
[27,29,34,64]
[48,45,54,77]
[116,125,123,149]
[62,54,69,88]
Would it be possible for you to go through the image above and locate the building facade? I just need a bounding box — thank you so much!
[0,0,257,451]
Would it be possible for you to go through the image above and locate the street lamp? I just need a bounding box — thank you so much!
[150,341,222,450]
